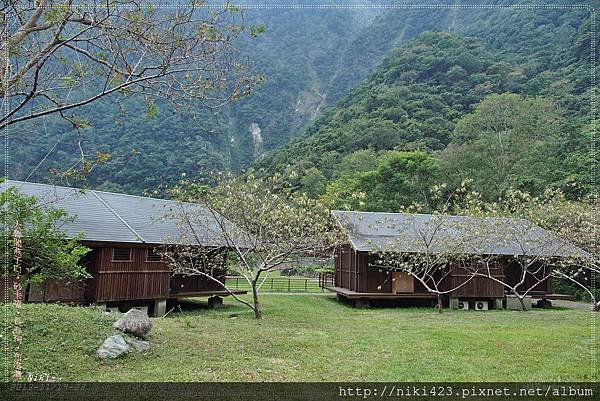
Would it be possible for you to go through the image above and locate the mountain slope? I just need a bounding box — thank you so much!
[256,5,593,203]
[7,1,593,195]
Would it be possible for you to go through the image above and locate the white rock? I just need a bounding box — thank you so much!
[125,336,150,352]
[97,335,129,359]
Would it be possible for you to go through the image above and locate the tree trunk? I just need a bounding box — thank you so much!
[436,293,443,313]
[518,296,527,312]
[251,284,262,319]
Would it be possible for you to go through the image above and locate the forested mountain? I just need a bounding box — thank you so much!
[257,3,595,210]
[10,0,383,193]
[9,1,595,197]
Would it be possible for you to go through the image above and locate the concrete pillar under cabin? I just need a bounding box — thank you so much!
[355,298,370,308]
[535,298,552,309]
[208,296,224,309]
[449,297,459,310]
[505,295,531,311]
[493,298,503,310]
[153,299,167,316]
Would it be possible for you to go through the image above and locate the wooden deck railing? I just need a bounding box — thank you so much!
[225,276,327,293]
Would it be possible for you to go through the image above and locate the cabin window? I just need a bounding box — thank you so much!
[112,248,132,261]
[146,249,162,262]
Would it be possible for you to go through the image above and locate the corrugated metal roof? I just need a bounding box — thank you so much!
[332,210,590,258]
[1,180,232,246]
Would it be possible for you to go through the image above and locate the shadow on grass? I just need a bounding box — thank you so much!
[163,298,249,318]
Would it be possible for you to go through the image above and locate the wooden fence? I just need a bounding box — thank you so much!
[225,276,326,293]
[318,272,334,288]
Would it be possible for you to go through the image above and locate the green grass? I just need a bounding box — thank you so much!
[226,274,324,293]
[1,295,597,382]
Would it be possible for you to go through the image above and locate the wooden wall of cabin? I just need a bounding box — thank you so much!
[169,249,228,295]
[334,245,367,292]
[334,249,555,297]
[448,259,505,298]
[170,274,225,294]
[27,280,87,303]
[0,277,88,304]
[363,254,430,294]
[7,249,97,304]
[90,246,170,302]
[334,246,430,294]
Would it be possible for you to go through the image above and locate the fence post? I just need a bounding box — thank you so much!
[288,278,291,292]
[305,279,308,292]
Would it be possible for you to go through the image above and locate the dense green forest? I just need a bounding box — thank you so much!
[9,0,383,192]
[7,1,596,201]
[257,4,596,210]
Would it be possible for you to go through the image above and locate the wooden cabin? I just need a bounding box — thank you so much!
[2,180,245,315]
[321,210,588,309]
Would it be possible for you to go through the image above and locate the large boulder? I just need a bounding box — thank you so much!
[113,308,153,339]
[124,336,150,352]
[97,335,129,359]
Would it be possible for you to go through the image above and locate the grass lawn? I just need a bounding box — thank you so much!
[226,273,325,293]
[1,295,597,382]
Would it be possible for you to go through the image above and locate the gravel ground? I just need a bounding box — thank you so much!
[548,299,594,311]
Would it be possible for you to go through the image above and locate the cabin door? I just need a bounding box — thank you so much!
[392,272,414,293]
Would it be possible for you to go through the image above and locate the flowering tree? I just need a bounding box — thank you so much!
[367,213,494,312]
[163,172,343,319]
[452,188,598,311]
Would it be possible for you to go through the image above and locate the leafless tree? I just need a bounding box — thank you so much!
[161,172,344,319]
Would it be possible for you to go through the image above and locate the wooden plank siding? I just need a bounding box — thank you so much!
[170,274,226,294]
[28,280,88,303]
[334,246,432,295]
[448,260,505,298]
[3,244,236,305]
[89,244,231,302]
[90,246,170,302]
[333,245,552,299]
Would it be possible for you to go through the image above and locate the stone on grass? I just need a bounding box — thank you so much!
[97,334,129,359]
[114,308,152,339]
[125,335,150,352]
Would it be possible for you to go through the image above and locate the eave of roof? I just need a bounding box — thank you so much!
[331,209,591,259]
[1,180,234,247]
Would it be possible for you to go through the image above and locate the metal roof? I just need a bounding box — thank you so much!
[2,180,233,246]
[332,210,590,258]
